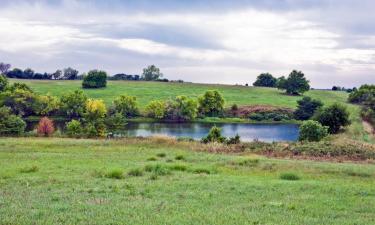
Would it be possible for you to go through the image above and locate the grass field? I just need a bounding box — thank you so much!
[1,137,375,225]
[9,79,373,142]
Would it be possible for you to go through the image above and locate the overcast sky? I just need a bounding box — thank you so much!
[1,0,375,88]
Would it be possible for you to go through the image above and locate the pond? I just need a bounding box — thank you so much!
[27,121,299,142]
[122,123,299,142]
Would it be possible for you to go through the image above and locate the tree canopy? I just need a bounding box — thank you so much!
[82,70,107,88]
[253,73,277,87]
[142,65,163,81]
[278,70,310,95]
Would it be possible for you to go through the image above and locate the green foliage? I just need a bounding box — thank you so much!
[0,74,8,92]
[127,168,144,177]
[166,96,198,121]
[104,112,126,131]
[33,94,60,116]
[105,169,124,179]
[201,125,226,143]
[249,111,291,121]
[144,164,171,176]
[65,120,83,137]
[20,165,39,173]
[142,65,163,81]
[145,100,167,119]
[198,90,225,117]
[0,86,39,116]
[299,120,328,142]
[82,70,107,88]
[278,70,310,95]
[253,73,277,87]
[348,84,375,104]
[227,134,241,145]
[114,95,139,118]
[60,90,88,118]
[8,82,33,93]
[156,153,166,158]
[314,103,351,134]
[85,99,107,122]
[294,96,323,120]
[280,173,300,181]
[0,106,26,135]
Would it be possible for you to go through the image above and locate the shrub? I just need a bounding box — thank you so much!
[145,100,167,119]
[104,112,126,131]
[0,74,8,92]
[348,84,375,103]
[294,96,323,120]
[82,70,107,88]
[313,103,351,134]
[65,120,83,137]
[253,73,277,87]
[249,111,291,121]
[144,164,171,176]
[114,95,139,118]
[299,120,328,142]
[105,169,124,179]
[0,87,38,116]
[168,164,188,171]
[34,95,60,116]
[227,134,241,145]
[166,96,198,121]
[280,173,300,181]
[85,99,106,122]
[201,126,226,143]
[37,117,55,137]
[231,104,238,111]
[198,90,225,117]
[0,106,26,135]
[127,168,144,177]
[60,90,88,118]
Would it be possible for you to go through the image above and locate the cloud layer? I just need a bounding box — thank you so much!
[0,0,375,87]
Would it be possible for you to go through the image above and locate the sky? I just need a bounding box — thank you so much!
[0,0,375,88]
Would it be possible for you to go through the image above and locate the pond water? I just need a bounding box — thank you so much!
[121,122,299,142]
[27,121,299,142]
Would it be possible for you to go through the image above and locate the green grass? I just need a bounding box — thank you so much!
[1,137,375,224]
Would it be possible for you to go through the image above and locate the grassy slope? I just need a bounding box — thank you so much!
[1,138,375,225]
[9,79,373,142]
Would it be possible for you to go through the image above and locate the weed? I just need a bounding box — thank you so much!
[236,158,260,167]
[127,168,144,177]
[280,173,300,181]
[105,169,124,179]
[144,164,171,176]
[169,164,188,171]
[175,155,185,160]
[20,165,39,173]
[191,167,215,174]
[156,153,166,158]
[147,157,157,161]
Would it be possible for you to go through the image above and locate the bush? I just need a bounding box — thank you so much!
[105,169,124,179]
[34,95,60,116]
[249,111,291,121]
[201,126,226,143]
[127,168,144,177]
[280,173,300,181]
[144,164,171,176]
[114,95,139,118]
[60,90,88,118]
[85,99,106,122]
[348,84,375,104]
[65,120,83,137]
[37,117,55,137]
[0,87,38,116]
[0,106,26,135]
[314,103,351,134]
[145,100,167,119]
[82,70,107,88]
[227,134,241,145]
[294,96,323,120]
[0,74,8,92]
[253,73,277,87]
[104,112,126,131]
[166,96,198,121]
[198,90,225,117]
[298,120,328,142]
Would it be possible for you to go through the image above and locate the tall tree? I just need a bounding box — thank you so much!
[0,63,11,74]
[142,65,163,81]
[63,67,79,80]
[279,70,310,95]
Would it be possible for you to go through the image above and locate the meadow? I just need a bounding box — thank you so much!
[1,137,375,225]
[10,79,372,142]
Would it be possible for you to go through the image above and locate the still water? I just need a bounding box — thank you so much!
[121,123,299,142]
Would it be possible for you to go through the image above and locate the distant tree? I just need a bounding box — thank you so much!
[276,76,287,90]
[294,97,323,120]
[23,68,34,79]
[52,70,62,80]
[82,70,107,88]
[198,90,225,117]
[253,73,277,87]
[63,67,79,80]
[0,75,8,92]
[60,90,88,118]
[37,117,55,137]
[113,95,139,118]
[332,86,339,91]
[142,65,163,81]
[0,63,11,74]
[278,70,310,95]
[299,120,328,142]
[6,68,23,78]
[313,103,351,134]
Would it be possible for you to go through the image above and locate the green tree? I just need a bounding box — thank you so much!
[82,70,107,88]
[253,73,277,87]
[167,96,198,121]
[142,65,163,81]
[0,74,8,92]
[299,120,328,142]
[294,96,323,120]
[145,100,167,119]
[276,76,287,90]
[313,103,351,134]
[0,106,26,135]
[279,70,310,95]
[60,90,88,119]
[198,90,225,117]
[114,95,139,118]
